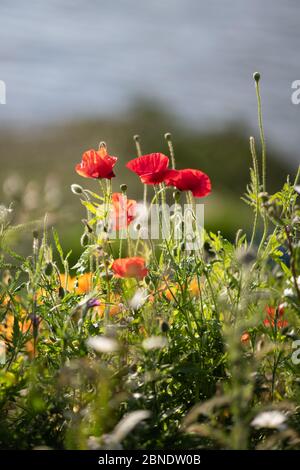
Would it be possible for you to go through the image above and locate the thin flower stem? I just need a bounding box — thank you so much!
[254,75,267,192]
[257,215,268,257]
[165,132,176,169]
[133,134,147,205]
[133,134,142,157]
[294,165,300,186]
[249,137,260,248]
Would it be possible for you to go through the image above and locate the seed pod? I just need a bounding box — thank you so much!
[58,286,65,299]
[173,191,181,203]
[44,262,54,276]
[160,320,169,333]
[3,270,12,285]
[71,184,83,195]
[258,192,269,203]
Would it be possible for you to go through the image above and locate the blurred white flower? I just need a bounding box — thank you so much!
[284,287,294,297]
[3,173,24,199]
[251,410,287,429]
[86,336,119,353]
[44,175,62,210]
[23,181,40,211]
[129,288,148,310]
[0,204,13,224]
[112,410,151,443]
[142,336,168,351]
[88,410,151,450]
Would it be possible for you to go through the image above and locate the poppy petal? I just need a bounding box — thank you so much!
[126,153,169,177]
[165,169,211,198]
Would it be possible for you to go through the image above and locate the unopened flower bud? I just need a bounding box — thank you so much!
[160,320,169,333]
[258,192,269,202]
[173,190,181,202]
[253,72,261,82]
[120,184,127,193]
[71,184,83,195]
[44,262,54,276]
[98,141,107,150]
[3,270,12,285]
[58,286,65,298]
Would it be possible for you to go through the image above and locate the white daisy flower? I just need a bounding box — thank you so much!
[251,410,287,429]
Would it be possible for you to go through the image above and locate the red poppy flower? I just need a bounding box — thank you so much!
[126,153,175,185]
[75,147,117,179]
[241,332,250,343]
[266,304,285,318]
[111,257,148,279]
[165,169,211,198]
[263,304,288,328]
[111,193,137,230]
[263,318,288,328]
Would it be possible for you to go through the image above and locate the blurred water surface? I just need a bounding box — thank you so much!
[0,0,299,164]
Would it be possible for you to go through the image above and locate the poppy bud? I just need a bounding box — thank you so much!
[33,230,39,239]
[258,192,269,202]
[253,72,261,82]
[120,184,127,193]
[164,132,172,141]
[3,270,12,285]
[58,286,65,299]
[71,184,83,195]
[98,141,107,150]
[160,320,169,333]
[44,262,53,276]
[80,232,89,247]
[133,134,140,143]
[173,190,181,202]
